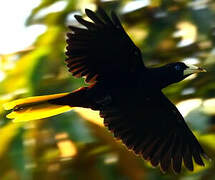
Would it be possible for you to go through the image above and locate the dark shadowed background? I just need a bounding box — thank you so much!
[0,0,215,179]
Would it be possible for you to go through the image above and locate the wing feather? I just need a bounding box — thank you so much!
[97,7,114,26]
[100,91,207,173]
[66,8,144,83]
[74,15,97,30]
[85,9,105,25]
[183,143,194,171]
[150,136,170,167]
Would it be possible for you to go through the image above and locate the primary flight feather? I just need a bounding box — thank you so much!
[4,7,208,173]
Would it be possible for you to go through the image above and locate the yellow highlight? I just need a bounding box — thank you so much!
[55,132,69,140]
[3,92,70,110]
[0,122,23,156]
[176,21,197,46]
[74,107,103,126]
[203,98,215,114]
[176,98,202,117]
[57,140,77,158]
[200,134,215,150]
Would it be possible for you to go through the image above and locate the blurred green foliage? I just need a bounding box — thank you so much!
[1,0,215,179]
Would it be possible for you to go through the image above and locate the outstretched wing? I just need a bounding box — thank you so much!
[66,8,144,83]
[100,91,208,173]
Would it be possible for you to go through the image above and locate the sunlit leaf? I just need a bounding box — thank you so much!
[0,122,23,157]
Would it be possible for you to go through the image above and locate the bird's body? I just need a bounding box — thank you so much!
[4,7,208,173]
[46,64,206,173]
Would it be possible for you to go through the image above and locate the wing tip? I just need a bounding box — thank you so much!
[74,14,82,20]
[85,8,93,14]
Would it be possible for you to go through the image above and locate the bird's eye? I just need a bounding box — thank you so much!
[174,65,181,71]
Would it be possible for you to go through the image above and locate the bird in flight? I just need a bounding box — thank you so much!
[4,7,208,173]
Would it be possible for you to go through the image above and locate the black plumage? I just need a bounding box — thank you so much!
[7,7,208,173]
[60,7,209,173]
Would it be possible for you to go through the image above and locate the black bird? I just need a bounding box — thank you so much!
[4,8,208,173]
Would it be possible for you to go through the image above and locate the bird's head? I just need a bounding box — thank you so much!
[171,62,206,80]
[164,62,206,83]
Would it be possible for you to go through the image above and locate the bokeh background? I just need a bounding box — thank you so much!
[1,0,215,179]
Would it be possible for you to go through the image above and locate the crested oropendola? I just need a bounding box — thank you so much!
[4,7,208,173]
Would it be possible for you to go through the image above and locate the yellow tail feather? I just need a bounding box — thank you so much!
[3,93,70,110]
[3,93,73,122]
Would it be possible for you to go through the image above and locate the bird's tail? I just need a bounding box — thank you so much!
[3,87,90,122]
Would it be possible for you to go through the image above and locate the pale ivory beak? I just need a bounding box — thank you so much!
[183,64,207,76]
